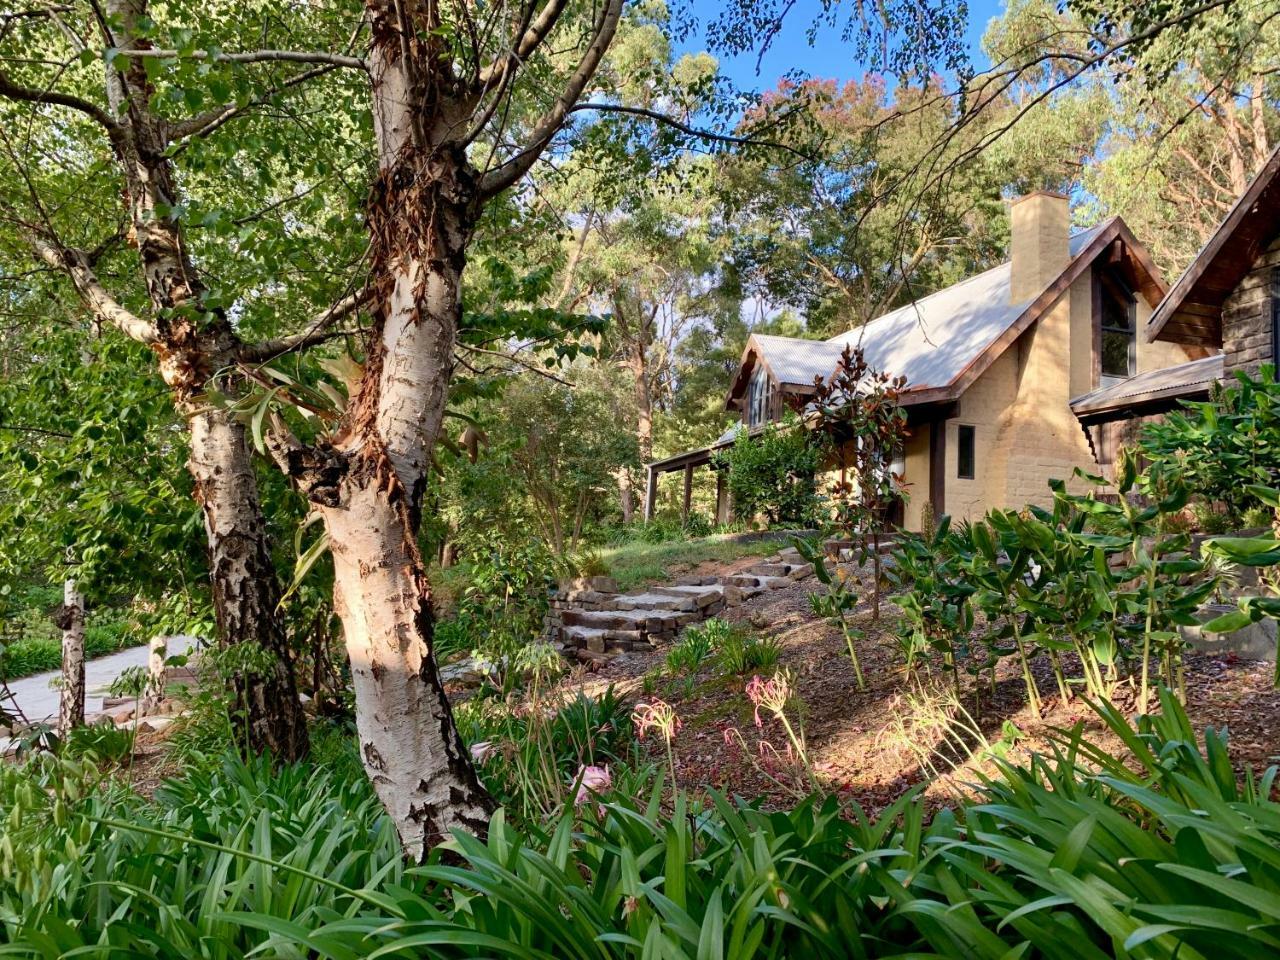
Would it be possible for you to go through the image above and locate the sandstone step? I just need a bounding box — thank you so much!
[561,624,646,653]
[675,575,720,586]
[744,562,812,581]
[563,608,681,631]
[613,592,696,612]
[650,584,725,608]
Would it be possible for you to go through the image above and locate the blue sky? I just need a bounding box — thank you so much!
[682,0,1009,90]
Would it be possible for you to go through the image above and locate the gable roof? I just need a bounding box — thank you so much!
[1148,143,1280,346]
[728,217,1164,409]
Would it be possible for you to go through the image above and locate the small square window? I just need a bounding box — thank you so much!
[957,425,975,480]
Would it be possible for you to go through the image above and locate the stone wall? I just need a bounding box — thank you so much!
[1223,234,1280,379]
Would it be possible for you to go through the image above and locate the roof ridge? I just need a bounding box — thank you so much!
[823,220,1114,344]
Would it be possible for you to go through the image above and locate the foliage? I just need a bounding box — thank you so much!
[794,539,866,688]
[1202,485,1280,680]
[457,685,635,819]
[6,692,1280,958]
[438,530,563,667]
[890,453,1219,712]
[714,416,823,528]
[0,616,135,681]
[810,346,909,620]
[1138,366,1280,524]
[664,629,714,678]
[679,617,783,676]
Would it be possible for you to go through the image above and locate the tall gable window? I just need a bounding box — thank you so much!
[747,366,769,427]
[1099,270,1137,381]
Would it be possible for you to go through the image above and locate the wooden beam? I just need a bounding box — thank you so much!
[643,465,658,523]
[682,463,693,521]
[715,470,728,526]
[929,419,946,518]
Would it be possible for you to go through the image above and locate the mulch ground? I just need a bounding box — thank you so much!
[551,559,1280,814]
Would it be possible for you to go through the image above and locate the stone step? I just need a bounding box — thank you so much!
[650,584,725,609]
[562,607,681,631]
[675,575,720,586]
[732,574,792,590]
[613,592,697,612]
[748,561,812,579]
[561,624,646,653]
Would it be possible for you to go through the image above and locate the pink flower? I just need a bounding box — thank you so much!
[745,672,792,727]
[632,700,680,742]
[574,764,612,805]
[470,740,496,763]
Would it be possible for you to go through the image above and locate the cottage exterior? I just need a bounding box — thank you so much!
[647,192,1209,529]
[1074,144,1280,459]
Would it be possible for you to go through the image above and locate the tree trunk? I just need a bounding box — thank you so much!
[618,467,635,523]
[97,0,309,761]
[189,404,309,760]
[322,479,492,861]
[56,579,85,738]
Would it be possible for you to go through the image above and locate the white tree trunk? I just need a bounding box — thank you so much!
[322,483,491,860]
[57,580,85,738]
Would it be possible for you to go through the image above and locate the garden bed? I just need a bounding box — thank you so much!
[544,558,1280,814]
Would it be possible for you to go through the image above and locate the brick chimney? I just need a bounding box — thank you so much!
[1009,191,1070,303]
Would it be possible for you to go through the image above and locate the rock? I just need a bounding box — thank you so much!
[137,717,174,734]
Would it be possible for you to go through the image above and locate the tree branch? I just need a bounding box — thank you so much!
[0,70,123,141]
[476,0,569,90]
[166,63,339,142]
[569,102,818,161]
[240,289,369,363]
[31,237,159,345]
[477,0,623,199]
[110,47,366,70]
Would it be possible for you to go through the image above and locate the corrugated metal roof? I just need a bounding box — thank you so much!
[752,222,1112,394]
[1069,354,1223,415]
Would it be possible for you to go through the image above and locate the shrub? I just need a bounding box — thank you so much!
[713,414,822,528]
[1139,364,1280,522]
[5,693,1279,959]
[664,629,714,676]
[690,617,782,674]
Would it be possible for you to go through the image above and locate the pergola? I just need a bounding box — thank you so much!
[643,433,742,524]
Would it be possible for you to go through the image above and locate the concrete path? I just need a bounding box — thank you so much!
[6,635,198,725]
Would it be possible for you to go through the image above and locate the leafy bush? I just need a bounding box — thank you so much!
[713,414,822,528]
[455,685,635,817]
[5,693,1280,959]
[890,455,1218,713]
[664,629,714,676]
[1139,364,1280,523]
[0,613,138,680]
[688,617,782,674]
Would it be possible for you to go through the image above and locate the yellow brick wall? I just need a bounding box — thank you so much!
[900,425,931,530]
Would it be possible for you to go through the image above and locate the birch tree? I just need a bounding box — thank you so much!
[0,1,368,760]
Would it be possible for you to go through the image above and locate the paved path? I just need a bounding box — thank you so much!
[6,635,198,724]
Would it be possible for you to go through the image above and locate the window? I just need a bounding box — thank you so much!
[1272,267,1279,363]
[957,425,975,480]
[747,366,769,427]
[1099,271,1136,380]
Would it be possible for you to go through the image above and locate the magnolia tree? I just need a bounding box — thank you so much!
[812,345,908,621]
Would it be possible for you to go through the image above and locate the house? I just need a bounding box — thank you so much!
[1073,144,1280,457]
[645,191,1209,529]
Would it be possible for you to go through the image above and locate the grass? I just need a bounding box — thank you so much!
[1,611,139,681]
[598,534,790,592]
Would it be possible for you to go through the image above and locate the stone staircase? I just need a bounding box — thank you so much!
[547,548,814,661]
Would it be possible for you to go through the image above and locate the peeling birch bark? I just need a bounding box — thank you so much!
[189,405,309,759]
[56,580,85,738]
